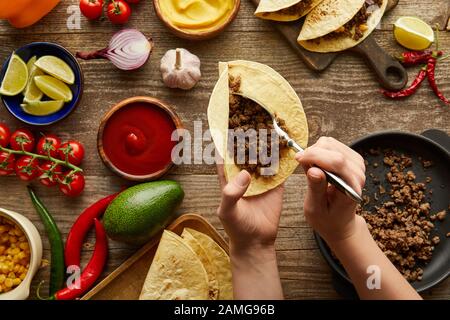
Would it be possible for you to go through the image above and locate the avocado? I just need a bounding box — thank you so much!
[103,180,184,245]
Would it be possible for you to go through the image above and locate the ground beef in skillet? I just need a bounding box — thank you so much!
[356,148,446,282]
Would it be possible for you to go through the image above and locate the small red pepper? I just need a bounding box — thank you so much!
[381,66,427,98]
[51,219,108,300]
[397,50,443,66]
[65,193,118,267]
[426,57,450,105]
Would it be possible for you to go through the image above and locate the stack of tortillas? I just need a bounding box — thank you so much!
[139,229,233,300]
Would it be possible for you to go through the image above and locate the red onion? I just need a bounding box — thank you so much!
[76,29,153,71]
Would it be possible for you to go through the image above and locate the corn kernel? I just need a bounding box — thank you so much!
[4,278,13,288]
[0,217,30,291]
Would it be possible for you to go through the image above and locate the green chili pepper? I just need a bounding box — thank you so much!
[27,186,65,296]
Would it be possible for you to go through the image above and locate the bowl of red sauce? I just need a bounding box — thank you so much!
[97,96,183,181]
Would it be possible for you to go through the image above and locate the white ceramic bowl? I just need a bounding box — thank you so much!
[0,207,43,300]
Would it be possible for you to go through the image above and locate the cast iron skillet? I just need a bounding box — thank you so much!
[315,130,450,296]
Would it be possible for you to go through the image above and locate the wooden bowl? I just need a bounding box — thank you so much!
[97,96,183,182]
[152,0,241,40]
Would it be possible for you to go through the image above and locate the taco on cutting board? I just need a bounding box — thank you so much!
[255,0,324,21]
[208,60,308,197]
[298,0,388,52]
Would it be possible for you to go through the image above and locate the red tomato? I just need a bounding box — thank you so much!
[59,140,85,166]
[15,156,41,181]
[10,129,35,152]
[59,172,85,197]
[107,0,131,24]
[39,161,63,187]
[0,123,11,148]
[80,0,104,20]
[37,134,61,158]
[0,151,15,176]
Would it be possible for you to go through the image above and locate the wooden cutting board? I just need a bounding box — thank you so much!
[81,214,229,300]
[250,0,408,90]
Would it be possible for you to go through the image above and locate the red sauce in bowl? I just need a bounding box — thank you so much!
[102,102,177,177]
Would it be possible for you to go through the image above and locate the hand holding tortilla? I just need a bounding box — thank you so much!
[208,60,308,197]
[216,164,284,299]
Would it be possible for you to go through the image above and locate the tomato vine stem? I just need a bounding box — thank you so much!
[0,145,83,173]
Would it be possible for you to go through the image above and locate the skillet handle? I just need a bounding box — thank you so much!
[353,36,408,91]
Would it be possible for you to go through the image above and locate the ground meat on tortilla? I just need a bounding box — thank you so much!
[228,76,288,177]
[263,0,313,16]
[356,149,446,282]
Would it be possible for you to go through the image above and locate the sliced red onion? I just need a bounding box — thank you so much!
[76,29,153,71]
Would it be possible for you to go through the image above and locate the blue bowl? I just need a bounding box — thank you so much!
[0,42,83,126]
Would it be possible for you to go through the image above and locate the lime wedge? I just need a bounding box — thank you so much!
[0,53,28,96]
[34,75,73,102]
[21,100,64,116]
[34,55,75,85]
[23,56,44,102]
[394,17,434,50]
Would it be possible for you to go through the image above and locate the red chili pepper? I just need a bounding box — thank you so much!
[52,219,108,300]
[426,57,450,105]
[65,193,118,267]
[381,66,427,98]
[397,50,443,66]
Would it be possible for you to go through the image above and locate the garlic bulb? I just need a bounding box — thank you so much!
[160,48,201,90]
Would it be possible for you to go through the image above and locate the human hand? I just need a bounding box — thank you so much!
[216,164,284,252]
[296,137,366,245]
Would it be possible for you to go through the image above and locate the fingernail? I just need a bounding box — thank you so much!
[295,152,303,161]
[308,168,323,183]
[236,170,250,187]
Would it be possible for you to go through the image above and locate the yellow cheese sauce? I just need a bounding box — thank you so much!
[158,0,234,31]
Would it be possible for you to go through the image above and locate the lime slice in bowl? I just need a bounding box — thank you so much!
[0,53,28,96]
[21,100,64,116]
[23,56,44,102]
[34,55,75,85]
[394,17,434,51]
[34,75,72,102]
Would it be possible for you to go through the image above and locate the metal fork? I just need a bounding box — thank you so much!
[232,92,362,203]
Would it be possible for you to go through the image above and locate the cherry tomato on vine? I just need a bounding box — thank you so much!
[80,0,104,20]
[37,134,61,158]
[59,172,85,197]
[39,161,63,187]
[107,0,131,24]
[10,129,35,152]
[0,123,11,148]
[15,156,41,181]
[0,151,15,176]
[59,140,85,166]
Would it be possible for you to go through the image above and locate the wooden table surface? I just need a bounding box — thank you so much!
[0,0,449,300]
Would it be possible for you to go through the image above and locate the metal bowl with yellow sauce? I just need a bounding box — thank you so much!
[153,0,241,40]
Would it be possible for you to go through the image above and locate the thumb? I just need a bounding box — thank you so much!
[304,167,328,217]
[218,170,251,219]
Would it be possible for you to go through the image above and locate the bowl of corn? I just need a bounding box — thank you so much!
[0,208,42,300]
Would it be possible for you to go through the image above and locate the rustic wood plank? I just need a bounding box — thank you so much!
[0,0,447,35]
[0,33,448,176]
